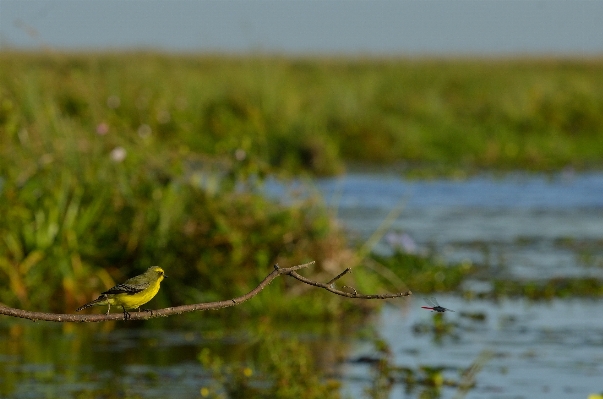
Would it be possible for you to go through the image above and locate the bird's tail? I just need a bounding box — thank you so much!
[76,295,107,312]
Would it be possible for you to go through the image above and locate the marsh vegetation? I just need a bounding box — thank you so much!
[1,52,603,398]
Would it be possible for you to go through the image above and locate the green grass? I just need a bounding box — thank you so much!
[2,52,603,176]
[491,276,603,300]
[2,51,603,315]
[0,137,359,315]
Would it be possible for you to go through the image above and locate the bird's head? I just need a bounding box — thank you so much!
[147,266,167,282]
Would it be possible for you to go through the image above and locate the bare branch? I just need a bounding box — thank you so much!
[0,261,411,323]
[326,268,352,286]
[286,269,411,299]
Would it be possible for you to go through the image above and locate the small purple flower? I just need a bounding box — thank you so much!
[96,122,109,135]
[385,231,418,254]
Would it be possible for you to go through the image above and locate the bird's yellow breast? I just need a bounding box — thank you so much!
[107,277,163,310]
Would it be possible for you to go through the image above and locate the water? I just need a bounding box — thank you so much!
[270,171,603,397]
[0,317,354,399]
[2,171,603,398]
[342,297,603,399]
[267,171,603,280]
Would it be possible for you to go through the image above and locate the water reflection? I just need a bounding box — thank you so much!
[342,297,603,399]
[0,316,356,399]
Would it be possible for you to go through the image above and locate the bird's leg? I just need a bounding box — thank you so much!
[122,306,131,320]
[106,303,111,315]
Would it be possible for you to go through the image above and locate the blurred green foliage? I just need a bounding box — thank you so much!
[0,126,358,314]
[2,52,603,177]
[492,276,603,299]
[2,52,603,315]
[370,250,475,294]
[4,51,603,399]
[0,52,371,314]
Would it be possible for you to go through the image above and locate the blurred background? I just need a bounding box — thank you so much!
[1,1,603,399]
[2,1,603,54]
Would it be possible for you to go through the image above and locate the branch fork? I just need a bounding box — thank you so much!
[0,261,412,323]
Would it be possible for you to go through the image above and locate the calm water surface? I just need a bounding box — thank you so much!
[269,171,603,280]
[344,297,603,399]
[272,171,603,398]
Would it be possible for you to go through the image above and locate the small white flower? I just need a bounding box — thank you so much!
[138,124,152,138]
[235,148,246,161]
[156,110,170,124]
[107,95,121,109]
[110,147,127,162]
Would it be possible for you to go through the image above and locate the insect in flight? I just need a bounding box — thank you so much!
[421,297,455,313]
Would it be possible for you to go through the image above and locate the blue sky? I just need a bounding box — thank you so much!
[1,0,602,55]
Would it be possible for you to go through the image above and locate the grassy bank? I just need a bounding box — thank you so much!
[2,52,603,176]
[2,52,603,315]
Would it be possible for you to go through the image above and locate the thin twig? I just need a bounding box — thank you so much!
[0,261,411,323]
[287,270,411,300]
[326,267,352,285]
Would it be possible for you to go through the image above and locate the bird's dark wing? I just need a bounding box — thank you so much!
[101,269,153,295]
[102,282,147,295]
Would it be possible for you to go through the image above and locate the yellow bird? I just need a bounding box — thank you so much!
[76,266,167,319]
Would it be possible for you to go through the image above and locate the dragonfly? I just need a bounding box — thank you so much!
[421,297,455,313]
